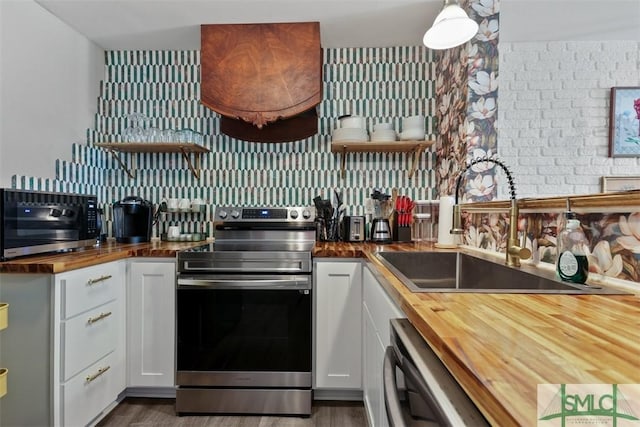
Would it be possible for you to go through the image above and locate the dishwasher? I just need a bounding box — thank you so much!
[384,319,490,427]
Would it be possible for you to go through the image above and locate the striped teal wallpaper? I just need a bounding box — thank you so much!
[13,46,438,238]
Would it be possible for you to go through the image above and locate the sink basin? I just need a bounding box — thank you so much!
[374,251,628,294]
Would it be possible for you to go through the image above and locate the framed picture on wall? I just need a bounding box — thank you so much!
[601,176,640,193]
[609,87,640,157]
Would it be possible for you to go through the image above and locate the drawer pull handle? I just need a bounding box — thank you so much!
[85,365,110,383]
[87,275,112,285]
[87,311,112,324]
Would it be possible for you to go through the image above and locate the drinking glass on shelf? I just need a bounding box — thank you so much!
[123,127,145,142]
[127,113,149,130]
[160,129,176,143]
[176,129,193,143]
[145,127,161,143]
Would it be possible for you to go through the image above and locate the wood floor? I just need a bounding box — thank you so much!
[97,398,367,427]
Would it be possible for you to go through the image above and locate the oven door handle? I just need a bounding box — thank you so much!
[177,277,311,290]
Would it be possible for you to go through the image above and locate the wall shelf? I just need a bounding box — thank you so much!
[95,142,211,179]
[330,140,436,179]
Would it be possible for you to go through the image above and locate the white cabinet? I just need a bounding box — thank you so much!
[362,263,405,427]
[127,259,176,392]
[313,260,362,390]
[0,260,126,427]
[54,261,127,427]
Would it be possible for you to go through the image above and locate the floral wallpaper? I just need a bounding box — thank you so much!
[462,210,640,284]
[436,0,500,201]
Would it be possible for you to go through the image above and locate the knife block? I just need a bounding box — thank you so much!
[392,212,412,242]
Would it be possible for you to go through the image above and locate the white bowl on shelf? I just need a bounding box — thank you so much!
[402,115,425,129]
[338,115,366,129]
[333,128,368,142]
[374,122,394,131]
[399,129,426,141]
[371,129,397,142]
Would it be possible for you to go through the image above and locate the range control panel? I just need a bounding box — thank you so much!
[215,206,315,222]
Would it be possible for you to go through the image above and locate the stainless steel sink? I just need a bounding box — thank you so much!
[374,251,628,294]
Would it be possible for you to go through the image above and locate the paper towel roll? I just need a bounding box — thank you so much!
[435,196,457,248]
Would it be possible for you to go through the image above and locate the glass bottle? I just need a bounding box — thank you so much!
[556,213,589,284]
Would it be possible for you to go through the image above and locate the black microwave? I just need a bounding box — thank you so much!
[0,189,99,260]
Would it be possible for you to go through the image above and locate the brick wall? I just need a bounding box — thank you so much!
[498,41,640,198]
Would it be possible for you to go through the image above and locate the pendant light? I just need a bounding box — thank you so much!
[423,0,479,50]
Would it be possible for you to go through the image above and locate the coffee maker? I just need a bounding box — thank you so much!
[112,196,153,243]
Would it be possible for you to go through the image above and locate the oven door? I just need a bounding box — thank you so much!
[176,274,312,388]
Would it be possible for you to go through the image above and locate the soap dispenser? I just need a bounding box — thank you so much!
[556,201,589,284]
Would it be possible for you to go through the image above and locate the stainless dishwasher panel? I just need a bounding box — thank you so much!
[384,319,490,427]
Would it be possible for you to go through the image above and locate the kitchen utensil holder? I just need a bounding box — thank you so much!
[395,226,412,242]
[317,217,340,242]
[392,212,412,242]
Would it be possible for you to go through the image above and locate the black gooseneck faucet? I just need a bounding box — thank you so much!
[450,156,531,267]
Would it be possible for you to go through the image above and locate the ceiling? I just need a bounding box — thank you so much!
[34,0,640,50]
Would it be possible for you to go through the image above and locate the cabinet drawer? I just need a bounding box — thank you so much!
[62,301,118,381]
[59,262,122,319]
[61,352,118,427]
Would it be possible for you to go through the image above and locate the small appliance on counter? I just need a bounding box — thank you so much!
[370,218,392,244]
[341,215,366,242]
[369,189,392,243]
[112,196,153,243]
[0,188,99,260]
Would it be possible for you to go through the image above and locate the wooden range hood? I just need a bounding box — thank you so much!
[200,22,322,143]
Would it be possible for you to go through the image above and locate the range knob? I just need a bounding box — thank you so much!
[302,209,311,219]
[289,210,299,219]
[218,210,228,219]
[231,210,240,219]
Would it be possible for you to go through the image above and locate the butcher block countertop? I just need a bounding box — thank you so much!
[2,240,639,425]
[316,241,640,426]
[0,240,206,274]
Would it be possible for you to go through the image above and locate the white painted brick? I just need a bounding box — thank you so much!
[578,147,598,156]
[518,147,542,157]
[611,166,640,174]
[499,40,640,195]
[573,165,611,175]
[555,157,591,166]
[545,176,564,185]
[528,81,563,90]
[507,165,538,175]
[613,158,640,166]
[518,129,543,138]
[545,146,580,157]
[591,157,615,166]
[499,146,519,156]
[519,157,552,166]
[515,138,549,147]
[540,129,562,138]
[565,175,599,185]
[541,109,575,119]
[505,110,542,120]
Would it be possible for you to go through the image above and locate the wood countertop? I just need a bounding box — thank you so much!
[320,241,640,426]
[3,240,639,425]
[0,240,207,274]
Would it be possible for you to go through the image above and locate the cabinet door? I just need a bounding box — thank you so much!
[363,264,404,346]
[314,261,362,389]
[128,260,176,388]
[362,264,405,427]
[363,302,385,427]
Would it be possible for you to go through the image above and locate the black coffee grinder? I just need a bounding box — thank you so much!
[112,196,153,243]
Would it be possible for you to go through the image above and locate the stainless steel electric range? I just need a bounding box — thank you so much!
[175,206,316,416]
